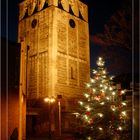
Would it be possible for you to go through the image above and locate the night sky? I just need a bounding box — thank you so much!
[2,0,133,75]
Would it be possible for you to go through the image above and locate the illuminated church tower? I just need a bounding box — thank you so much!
[18,0,90,136]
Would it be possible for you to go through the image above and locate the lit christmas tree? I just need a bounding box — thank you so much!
[77,57,131,140]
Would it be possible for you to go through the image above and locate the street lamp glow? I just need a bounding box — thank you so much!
[50,98,55,103]
[44,97,49,102]
[44,96,56,138]
[44,97,55,103]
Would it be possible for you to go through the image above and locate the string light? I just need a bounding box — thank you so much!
[109,87,113,91]
[98,127,103,131]
[104,85,108,90]
[100,102,105,105]
[106,97,110,100]
[103,70,106,74]
[84,115,88,120]
[87,136,91,140]
[79,101,83,105]
[111,106,116,112]
[93,70,97,74]
[112,108,116,111]
[121,111,126,116]
[96,76,99,80]
[101,89,105,93]
[98,113,103,117]
[97,57,104,66]
[118,126,122,131]
[94,96,101,101]
[86,83,91,88]
[90,78,95,83]
[121,102,127,106]
[86,106,91,111]
[110,76,114,80]
[97,62,104,67]
[121,90,125,94]
[84,93,89,98]
[112,92,116,96]
[92,89,96,92]
[100,84,103,87]
[101,80,104,83]
[72,112,80,118]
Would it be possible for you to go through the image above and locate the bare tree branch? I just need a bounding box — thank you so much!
[93,4,132,51]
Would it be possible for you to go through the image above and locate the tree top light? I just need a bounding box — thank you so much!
[96,57,104,66]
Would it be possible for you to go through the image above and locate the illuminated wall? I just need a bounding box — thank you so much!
[18,0,90,131]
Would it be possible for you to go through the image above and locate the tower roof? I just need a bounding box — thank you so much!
[18,0,88,22]
[80,0,88,5]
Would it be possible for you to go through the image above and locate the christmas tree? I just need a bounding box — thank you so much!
[77,57,131,140]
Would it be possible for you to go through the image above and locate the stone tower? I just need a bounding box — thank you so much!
[18,0,90,136]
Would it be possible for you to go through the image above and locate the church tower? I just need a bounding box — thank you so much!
[18,0,90,137]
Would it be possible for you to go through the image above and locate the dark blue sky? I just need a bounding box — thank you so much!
[2,0,122,41]
[2,0,133,75]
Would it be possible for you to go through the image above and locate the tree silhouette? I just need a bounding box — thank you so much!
[93,6,132,50]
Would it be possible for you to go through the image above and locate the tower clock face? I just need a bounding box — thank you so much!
[69,19,75,28]
[31,19,37,28]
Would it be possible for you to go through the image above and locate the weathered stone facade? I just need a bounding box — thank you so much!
[18,0,90,135]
